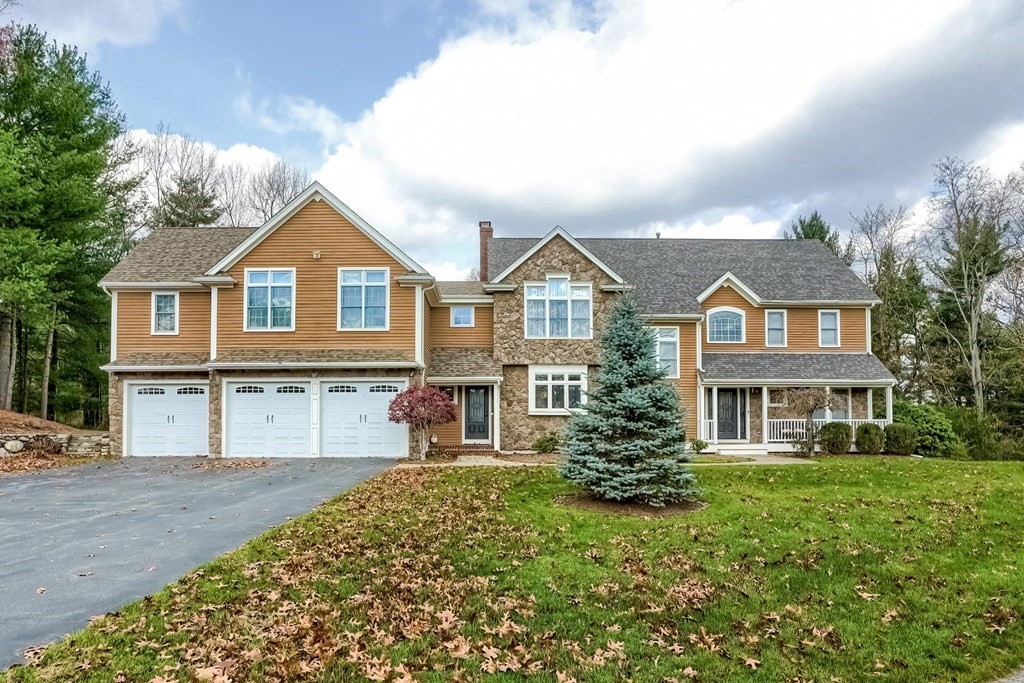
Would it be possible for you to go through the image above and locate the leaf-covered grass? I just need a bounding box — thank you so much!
[5,458,1024,682]
[0,454,96,475]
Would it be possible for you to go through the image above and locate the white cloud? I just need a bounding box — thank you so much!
[237,0,1022,271]
[12,0,185,52]
[630,214,783,241]
[973,122,1024,177]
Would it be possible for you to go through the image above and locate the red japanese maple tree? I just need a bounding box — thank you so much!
[388,385,456,459]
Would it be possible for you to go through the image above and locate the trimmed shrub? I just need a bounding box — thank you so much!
[884,423,917,455]
[531,433,560,454]
[818,421,852,455]
[690,439,709,455]
[893,400,965,458]
[855,422,885,454]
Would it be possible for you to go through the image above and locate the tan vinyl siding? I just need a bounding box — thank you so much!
[701,286,867,352]
[429,305,493,347]
[116,290,210,354]
[217,200,415,354]
[432,385,464,444]
[659,321,699,439]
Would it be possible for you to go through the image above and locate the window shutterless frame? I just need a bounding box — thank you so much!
[651,326,680,379]
[818,309,841,347]
[450,305,475,327]
[765,309,787,347]
[528,365,588,415]
[337,267,390,331]
[706,306,746,343]
[150,291,179,336]
[242,268,296,332]
[524,277,593,340]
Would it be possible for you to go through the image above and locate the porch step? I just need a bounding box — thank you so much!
[709,443,769,456]
[429,444,500,458]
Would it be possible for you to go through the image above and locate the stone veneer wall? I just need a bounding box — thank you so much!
[493,235,618,366]
[209,367,414,456]
[492,235,621,450]
[107,371,211,456]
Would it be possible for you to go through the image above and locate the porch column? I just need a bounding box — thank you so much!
[866,388,874,420]
[761,385,769,444]
[885,385,893,423]
[824,386,832,421]
[711,386,719,444]
[493,381,502,452]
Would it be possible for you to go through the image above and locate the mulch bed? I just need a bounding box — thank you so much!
[555,493,707,518]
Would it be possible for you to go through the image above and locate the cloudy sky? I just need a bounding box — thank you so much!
[13,0,1024,278]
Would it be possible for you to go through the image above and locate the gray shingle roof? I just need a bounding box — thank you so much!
[702,352,896,383]
[208,349,414,365]
[104,352,210,369]
[427,347,502,378]
[102,227,258,283]
[488,236,878,314]
[436,281,487,297]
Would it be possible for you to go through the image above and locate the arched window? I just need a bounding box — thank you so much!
[707,307,745,343]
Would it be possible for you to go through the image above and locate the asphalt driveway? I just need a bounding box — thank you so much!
[0,456,392,668]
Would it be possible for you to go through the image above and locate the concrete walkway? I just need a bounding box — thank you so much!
[397,453,814,468]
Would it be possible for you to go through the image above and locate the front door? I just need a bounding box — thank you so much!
[717,388,738,440]
[465,386,490,442]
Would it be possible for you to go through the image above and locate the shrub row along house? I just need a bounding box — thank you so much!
[101,182,896,457]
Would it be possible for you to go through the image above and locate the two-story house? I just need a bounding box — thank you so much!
[101,182,896,458]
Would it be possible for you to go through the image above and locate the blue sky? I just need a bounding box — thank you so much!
[14,0,1024,278]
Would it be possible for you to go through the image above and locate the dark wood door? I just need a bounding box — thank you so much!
[717,389,738,440]
[465,386,489,441]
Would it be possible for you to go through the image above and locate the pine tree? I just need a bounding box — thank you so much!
[156,174,223,226]
[559,294,698,506]
[786,210,854,264]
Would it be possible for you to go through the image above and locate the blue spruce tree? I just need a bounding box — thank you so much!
[559,294,699,506]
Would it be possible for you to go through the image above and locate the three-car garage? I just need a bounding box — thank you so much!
[124,378,408,457]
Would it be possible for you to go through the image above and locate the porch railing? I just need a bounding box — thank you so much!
[766,418,890,443]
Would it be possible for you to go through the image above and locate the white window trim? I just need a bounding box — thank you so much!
[767,388,788,408]
[706,306,746,344]
[450,305,475,328]
[765,309,787,348]
[524,276,593,340]
[652,326,680,379]
[243,267,296,332]
[528,364,588,415]
[337,266,391,332]
[150,291,179,336]
[818,309,841,348]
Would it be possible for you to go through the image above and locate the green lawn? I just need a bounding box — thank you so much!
[6,459,1024,682]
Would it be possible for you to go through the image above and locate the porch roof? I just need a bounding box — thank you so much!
[701,352,896,385]
[426,347,503,381]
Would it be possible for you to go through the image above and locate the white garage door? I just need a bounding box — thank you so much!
[226,382,311,457]
[129,384,209,456]
[321,382,406,457]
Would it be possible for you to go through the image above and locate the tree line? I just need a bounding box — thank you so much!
[0,23,307,428]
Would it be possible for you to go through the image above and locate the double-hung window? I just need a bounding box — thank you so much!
[707,307,745,343]
[245,269,294,331]
[653,327,679,378]
[529,365,587,414]
[339,268,389,330]
[765,310,787,347]
[151,292,178,335]
[525,276,591,338]
[819,310,840,347]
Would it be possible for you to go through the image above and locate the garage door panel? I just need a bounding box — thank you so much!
[226,382,311,457]
[129,384,209,457]
[321,381,406,457]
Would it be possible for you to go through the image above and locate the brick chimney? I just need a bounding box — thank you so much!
[478,220,493,282]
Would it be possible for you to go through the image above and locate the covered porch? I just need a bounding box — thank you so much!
[698,353,898,453]
[425,347,503,451]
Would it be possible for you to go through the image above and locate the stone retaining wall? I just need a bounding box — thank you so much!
[0,433,109,457]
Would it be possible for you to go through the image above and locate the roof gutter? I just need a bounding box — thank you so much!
[99,281,206,290]
[205,361,422,370]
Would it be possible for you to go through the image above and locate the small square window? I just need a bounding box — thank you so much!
[450,306,474,327]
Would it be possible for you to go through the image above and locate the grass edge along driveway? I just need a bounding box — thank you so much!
[5,457,1024,682]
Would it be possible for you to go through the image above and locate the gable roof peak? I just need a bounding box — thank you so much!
[205,181,427,275]
[489,225,625,284]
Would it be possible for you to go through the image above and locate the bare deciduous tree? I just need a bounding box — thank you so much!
[785,388,846,456]
[217,162,252,227]
[247,159,309,222]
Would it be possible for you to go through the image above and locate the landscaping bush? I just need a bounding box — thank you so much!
[818,421,852,455]
[855,422,885,454]
[893,400,965,458]
[690,438,708,455]
[531,433,560,454]
[939,405,1003,460]
[884,423,917,455]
